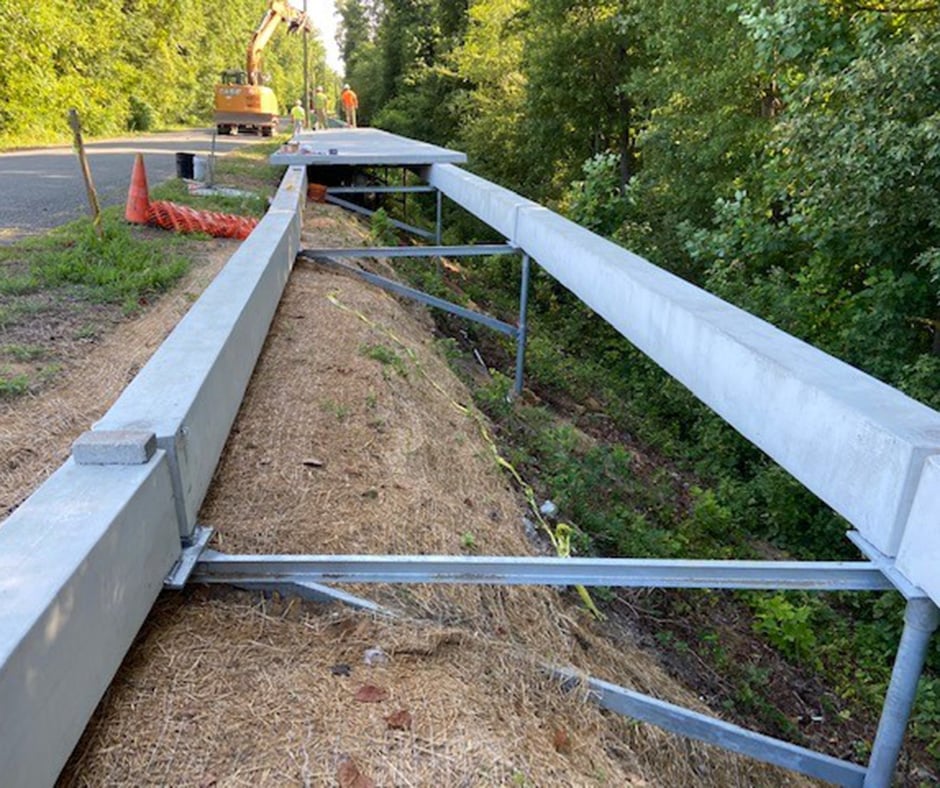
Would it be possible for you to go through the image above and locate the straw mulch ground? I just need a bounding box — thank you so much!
[56,205,815,786]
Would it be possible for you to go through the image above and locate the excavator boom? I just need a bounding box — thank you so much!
[215,0,314,136]
[246,0,313,85]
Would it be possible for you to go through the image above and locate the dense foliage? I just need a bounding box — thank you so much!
[347,0,940,765]
[0,0,330,146]
[337,0,938,409]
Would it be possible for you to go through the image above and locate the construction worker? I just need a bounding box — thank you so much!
[341,84,358,128]
[290,99,306,137]
[314,86,329,130]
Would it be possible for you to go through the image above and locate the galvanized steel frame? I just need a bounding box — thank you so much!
[299,252,519,338]
[191,552,894,591]
[297,162,939,786]
[185,547,936,786]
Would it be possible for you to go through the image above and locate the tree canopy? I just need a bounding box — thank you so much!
[0,0,331,144]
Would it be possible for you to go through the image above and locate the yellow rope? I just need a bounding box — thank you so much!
[325,291,605,620]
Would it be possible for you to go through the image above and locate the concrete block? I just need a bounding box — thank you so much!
[0,454,179,788]
[896,455,940,603]
[72,429,156,465]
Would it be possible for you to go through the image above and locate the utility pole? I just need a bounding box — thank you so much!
[303,0,310,128]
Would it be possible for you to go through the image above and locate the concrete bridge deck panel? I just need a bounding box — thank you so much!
[269,127,467,167]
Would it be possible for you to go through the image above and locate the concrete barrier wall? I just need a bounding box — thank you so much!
[0,165,307,786]
[94,166,308,538]
[428,164,940,589]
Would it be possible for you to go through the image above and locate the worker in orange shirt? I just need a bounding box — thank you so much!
[341,84,359,128]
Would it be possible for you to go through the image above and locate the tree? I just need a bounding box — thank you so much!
[522,1,641,200]
[695,4,940,407]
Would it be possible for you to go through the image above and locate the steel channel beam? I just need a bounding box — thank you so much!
[300,254,518,337]
[328,185,436,194]
[846,530,927,600]
[325,194,435,240]
[191,553,894,591]
[224,579,391,614]
[435,188,443,245]
[301,244,516,259]
[553,669,867,787]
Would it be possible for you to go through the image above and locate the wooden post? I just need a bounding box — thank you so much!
[67,108,103,238]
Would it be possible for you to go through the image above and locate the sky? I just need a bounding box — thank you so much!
[289,0,343,72]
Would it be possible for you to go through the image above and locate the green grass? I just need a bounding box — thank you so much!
[0,138,280,402]
[0,369,30,398]
[151,177,269,218]
[0,213,189,305]
[361,343,409,378]
[2,344,46,362]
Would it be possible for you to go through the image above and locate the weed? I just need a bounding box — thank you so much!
[751,593,820,668]
[2,344,45,362]
[0,369,30,398]
[320,399,349,421]
[370,208,399,246]
[361,343,408,377]
[75,324,99,340]
[460,532,477,551]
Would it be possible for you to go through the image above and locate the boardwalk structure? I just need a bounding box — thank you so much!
[1,128,938,787]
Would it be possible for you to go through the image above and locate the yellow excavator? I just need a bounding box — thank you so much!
[214,0,313,136]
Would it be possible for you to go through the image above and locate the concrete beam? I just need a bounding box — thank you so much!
[0,454,179,788]
[93,166,307,538]
[427,163,940,581]
[897,456,940,602]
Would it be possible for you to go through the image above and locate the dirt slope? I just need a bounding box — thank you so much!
[3,205,811,786]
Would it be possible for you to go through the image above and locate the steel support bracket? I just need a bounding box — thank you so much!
[164,525,214,589]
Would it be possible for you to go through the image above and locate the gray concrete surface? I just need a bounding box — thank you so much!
[0,453,180,788]
[897,455,940,603]
[427,162,940,595]
[0,162,306,785]
[269,127,466,166]
[94,165,307,538]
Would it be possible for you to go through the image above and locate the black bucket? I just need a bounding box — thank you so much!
[175,152,195,179]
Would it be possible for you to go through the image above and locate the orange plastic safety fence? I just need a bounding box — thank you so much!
[147,201,258,240]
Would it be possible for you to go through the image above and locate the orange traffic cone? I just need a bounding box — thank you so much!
[125,153,150,224]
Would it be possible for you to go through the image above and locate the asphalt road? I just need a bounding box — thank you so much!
[0,128,272,244]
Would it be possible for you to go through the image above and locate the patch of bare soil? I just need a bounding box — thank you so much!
[55,205,813,786]
[0,237,239,516]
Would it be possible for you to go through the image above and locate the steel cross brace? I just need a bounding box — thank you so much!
[327,185,437,194]
[324,193,435,240]
[299,252,518,337]
[552,668,867,786]
[190,552,893,591]
[300,244,517,259]
[179,547,932,785]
